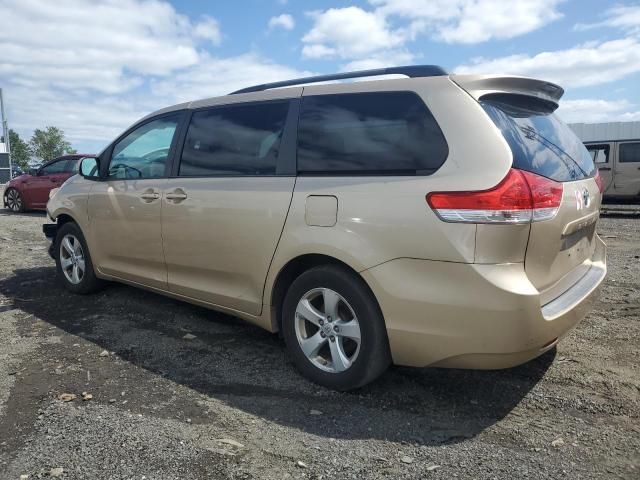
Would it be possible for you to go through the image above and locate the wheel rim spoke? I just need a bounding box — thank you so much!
[76,258,85,274]
[60,256,73,269]
[71,265,80,283]
[322,288,340,320]
[299,331,326,358]
[328,338,351,372]
[296,299,324,326]
[336,319,361,341]
[62,237,74,256]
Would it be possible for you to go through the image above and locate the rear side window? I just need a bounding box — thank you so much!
[482,94,595,182]
[179,101,289,176]
[619,142,640,163]
[297,92,448,175]
[586,145,609,164]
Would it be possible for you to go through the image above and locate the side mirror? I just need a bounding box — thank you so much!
[79,157,100,180]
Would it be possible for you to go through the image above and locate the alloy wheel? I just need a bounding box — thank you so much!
[294,287,361,373]
[5,189,22,212]
[59,234,85,285]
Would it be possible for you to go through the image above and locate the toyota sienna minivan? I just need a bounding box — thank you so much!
[44,66,606,390]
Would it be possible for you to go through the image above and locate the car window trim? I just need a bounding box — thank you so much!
[170,98,298,178]
[101,110,187,180]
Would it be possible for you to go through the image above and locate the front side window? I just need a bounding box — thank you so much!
[619,142,640,163]
[109,115,180,179]
[179,101,289,176]
[297,91,448,175]
[40,160,67,175]
[586,145,609,164]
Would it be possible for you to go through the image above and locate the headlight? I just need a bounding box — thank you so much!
[49,187,60,199]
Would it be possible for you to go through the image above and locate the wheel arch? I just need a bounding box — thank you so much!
[268,253,382,333]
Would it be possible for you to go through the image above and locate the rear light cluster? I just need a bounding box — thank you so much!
[594,170,605,194]
[426,169,563,224]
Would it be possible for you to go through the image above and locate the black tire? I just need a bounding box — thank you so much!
[4,188,25,213]
[54,222,104,294]
[282,264,391,390]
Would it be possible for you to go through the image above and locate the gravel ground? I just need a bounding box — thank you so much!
[0,209,638,480]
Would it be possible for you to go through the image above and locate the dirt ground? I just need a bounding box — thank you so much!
[0,209,638,480]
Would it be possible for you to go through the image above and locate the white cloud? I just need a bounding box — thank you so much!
[268,14,295,31]
[574,4,640,34]
[0,0,306,151]
[302,7,404,59]
[557,99,640,124]
[455,38,640,88]
[194,16,223,45]
[371,0,564,43]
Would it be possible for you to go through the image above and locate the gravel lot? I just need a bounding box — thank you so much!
[0,209,638,479]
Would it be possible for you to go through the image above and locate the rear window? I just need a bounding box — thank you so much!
[297,91,448,175]
[482,94,595,182]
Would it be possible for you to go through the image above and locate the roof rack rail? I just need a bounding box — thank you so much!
[229,64,447,95]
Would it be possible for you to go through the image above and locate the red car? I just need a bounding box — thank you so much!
[3,154,94,212]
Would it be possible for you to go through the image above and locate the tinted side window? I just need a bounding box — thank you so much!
[110,115,180,179]
[297,92,448,175]
[40,160,67,175]
[64,158,82,173]
[619,142,640,163]
[179,101,289,176]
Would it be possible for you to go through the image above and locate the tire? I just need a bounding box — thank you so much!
[54,222,104,294]
[282,264,391,390]
[4,188,24,213]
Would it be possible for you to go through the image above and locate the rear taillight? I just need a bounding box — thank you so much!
[426,169,563,224]
[594,170,605,194]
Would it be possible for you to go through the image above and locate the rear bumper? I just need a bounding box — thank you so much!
[361,235,606,369]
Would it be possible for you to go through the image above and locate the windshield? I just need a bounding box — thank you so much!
[482,94,595,182]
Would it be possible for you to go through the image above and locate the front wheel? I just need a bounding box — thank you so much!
[282,265,391,390]
[4,188,24,212]
[54,222,103,294]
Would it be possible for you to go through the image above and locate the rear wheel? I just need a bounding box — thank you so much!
[54,222,103,294]
[4,188,24,212]
[282,265,391,390]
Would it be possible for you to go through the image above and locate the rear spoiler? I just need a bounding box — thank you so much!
[451,74,564,108]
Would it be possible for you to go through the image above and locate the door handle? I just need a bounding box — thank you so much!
[598,167,611,171]
[165,189,188,202]
[140,191,160,201]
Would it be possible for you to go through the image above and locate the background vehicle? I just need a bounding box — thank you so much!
[45,66,605,390]
[569,121,640,200]
[3,154,94,212]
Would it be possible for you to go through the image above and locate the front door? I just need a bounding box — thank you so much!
[161,100,296,315]
[586,143,614,194]
[613,141,640,197]
[88,114,182,289]
[25,159,69,207]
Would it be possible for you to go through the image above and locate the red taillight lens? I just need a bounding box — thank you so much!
[594,170,605,194]
[426,168,563,224]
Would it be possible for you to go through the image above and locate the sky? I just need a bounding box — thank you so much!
[1,0,639,153]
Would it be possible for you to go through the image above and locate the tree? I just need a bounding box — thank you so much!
[8,129,31,170]
[29,126,76,163]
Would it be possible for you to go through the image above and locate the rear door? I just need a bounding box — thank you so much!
[481,95,600,293]
[161,97,298,315]
[585,143,614,194]
[613,141,640,197]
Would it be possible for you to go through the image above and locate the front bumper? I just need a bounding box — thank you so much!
[361,235,606,369]
[43,223,57,259]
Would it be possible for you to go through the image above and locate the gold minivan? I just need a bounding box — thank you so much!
[44,66,607,390]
